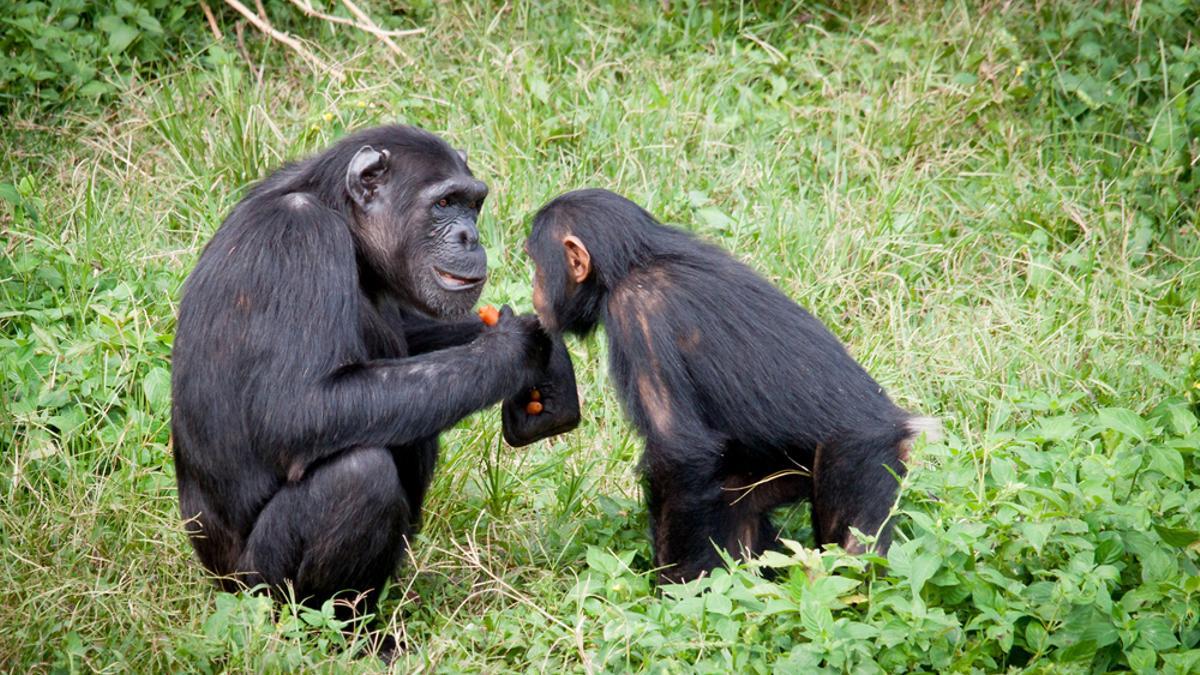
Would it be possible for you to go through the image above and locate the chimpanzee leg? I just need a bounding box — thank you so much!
[393,437,438,531]
[645,441,786,583]
[812,434,907,554]
[177,478,244,592]
[236,446,411,615]
[719,469,810,561]
[645,469,726,583]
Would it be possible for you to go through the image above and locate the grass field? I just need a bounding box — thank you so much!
[2,1,1199,672]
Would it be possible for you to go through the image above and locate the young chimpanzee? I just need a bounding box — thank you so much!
[525,189,938,583]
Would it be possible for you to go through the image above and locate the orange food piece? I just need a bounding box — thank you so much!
[525,400,544,415]
[477,305,500,326]
[529,388,541,401]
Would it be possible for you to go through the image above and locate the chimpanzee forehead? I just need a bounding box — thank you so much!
[386,142,463,173]
[418,175,488,203]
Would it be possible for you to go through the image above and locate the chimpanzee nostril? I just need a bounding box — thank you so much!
[452,223,479,250]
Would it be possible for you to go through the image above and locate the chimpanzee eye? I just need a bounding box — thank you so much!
[437,198,448,208]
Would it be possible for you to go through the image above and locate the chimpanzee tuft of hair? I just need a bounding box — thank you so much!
[172,125,551,621]
[527,188,938,583]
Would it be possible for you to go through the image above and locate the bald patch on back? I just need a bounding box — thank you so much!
[637,372,674,437]
[610,266,670,343]
[677,328,701,352]
[282,192,316,210]
[610,267,678,437]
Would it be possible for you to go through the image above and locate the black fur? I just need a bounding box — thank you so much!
[172,125,548,615]
[527,189,934,583]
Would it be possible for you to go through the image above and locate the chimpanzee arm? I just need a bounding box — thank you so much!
[217,197,545,480]
[401,312,485,355]
[256,310,546,479]
[604,275,711,451]
[609,309,747,580]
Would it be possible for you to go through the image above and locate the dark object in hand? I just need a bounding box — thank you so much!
[502,333,580,446]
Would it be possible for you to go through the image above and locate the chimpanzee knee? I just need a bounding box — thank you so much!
[238,447,409,609]
[645,468,731,583]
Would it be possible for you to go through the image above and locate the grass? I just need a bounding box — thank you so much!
[2,1,1198,672]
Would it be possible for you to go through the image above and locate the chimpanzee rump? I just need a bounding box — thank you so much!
[172,125,553,615]
[525,188,937,583]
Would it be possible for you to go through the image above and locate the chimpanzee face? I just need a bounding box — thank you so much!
[412,177,489,316]
[530,264,552,328]
[524,224,594,335]
[346,144,489,317]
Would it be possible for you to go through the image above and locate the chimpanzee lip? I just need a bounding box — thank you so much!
[433,267,486,291]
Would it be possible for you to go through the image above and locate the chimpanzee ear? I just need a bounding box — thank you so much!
[562,235,591,284]
[346,145,391,210]
[456,148,468,164]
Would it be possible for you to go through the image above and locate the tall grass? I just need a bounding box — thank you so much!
[1,1,1197,671]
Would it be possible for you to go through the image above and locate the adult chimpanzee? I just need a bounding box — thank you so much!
[171,125,560,615]
[524,188,938,583]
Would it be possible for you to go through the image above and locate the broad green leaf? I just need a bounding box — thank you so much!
[990,455,1016,485]
[909,552,941,595]
[1127,646,1157,674]
[1036,414,1079,442]
[1147,445,1185,484]
[952,72,978,87]
[77,80,109,98]
[135,13,163,34]
[142,366,171,411]
[799,600,833,638]
[808,576,860,606]
[585,546,618,576]
[1165,404,1198,436]
[0,182,20,205]
[1136,616,1180,651]
[1153,525,1200,548]
[695,206,734,232]
[1096,408,1151,441]
[1095,532,1125,565]
[706,592,732,616]
[107,22,139,53]
[1020,521,1054,554]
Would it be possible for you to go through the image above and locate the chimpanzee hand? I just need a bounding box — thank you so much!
[501,332,581,447]
[480,304,552,381]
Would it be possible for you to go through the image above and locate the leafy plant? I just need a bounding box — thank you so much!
[0,0,200,111]
[1017,1,1200,232]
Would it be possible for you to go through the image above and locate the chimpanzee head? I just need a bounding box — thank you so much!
[343,126,489,318]
[525,189,660,335]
